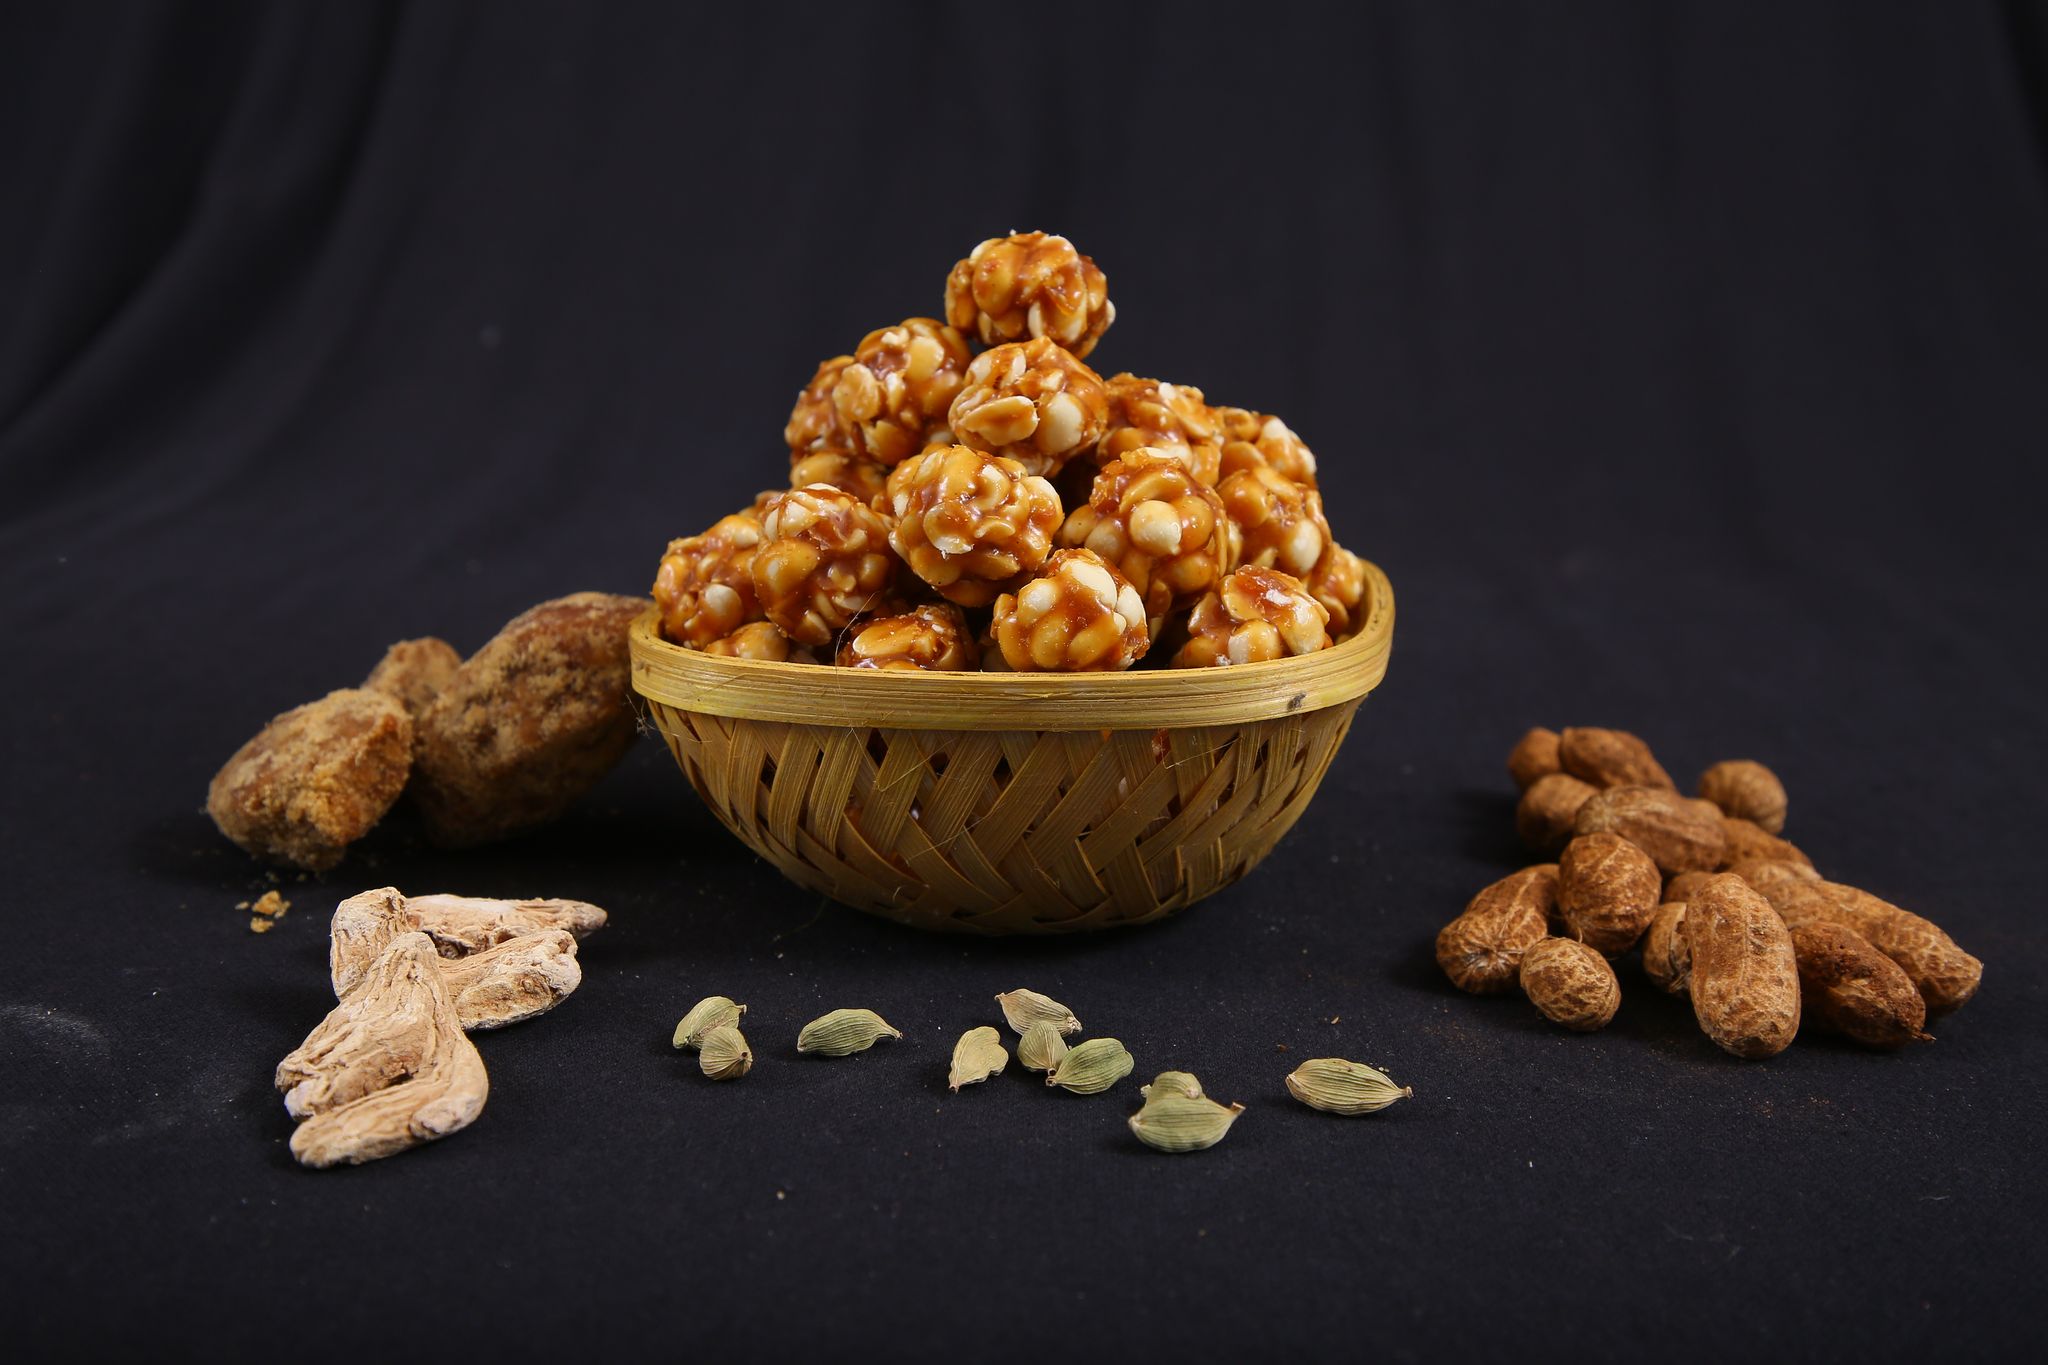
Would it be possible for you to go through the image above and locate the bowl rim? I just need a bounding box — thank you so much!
[629,557,1394,731]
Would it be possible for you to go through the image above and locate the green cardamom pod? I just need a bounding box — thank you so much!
[948,1025,1009,1091]
[1140,1070,1204,1101]
[698,1025,753,1081]
[1129,1092,1245,1152]
[796,1007,902,1057]
[1046,1037,1133,1094]
[995,988,1081,1037]
[1285,1058,1413,1115]
[1016,1020,1070,1073]
[672,996,746,1050]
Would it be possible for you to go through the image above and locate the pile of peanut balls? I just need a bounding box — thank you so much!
[651,232,1367,673]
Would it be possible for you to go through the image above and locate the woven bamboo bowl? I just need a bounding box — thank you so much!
[630,558,1394,934]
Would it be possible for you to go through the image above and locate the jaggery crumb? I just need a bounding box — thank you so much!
[253,890,290,919]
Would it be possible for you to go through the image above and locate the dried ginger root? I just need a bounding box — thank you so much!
[276,932,489,1168]
[329,888,603,1030]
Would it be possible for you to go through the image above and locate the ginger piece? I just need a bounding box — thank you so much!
[207,688,413,871]
[275,932,489,1168]
[361,637,461,720]
[328,888,604,1029]
[440,930,582,1030]
[405,892,608,957]
[411,592,644,847]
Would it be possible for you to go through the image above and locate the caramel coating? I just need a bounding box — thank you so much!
[703,621,811,663]
[884,444,1062,606]
[1214,406,1318,488]
[1556,831,1662,954]
[362,637,461,721]
[944,231,1114,359]
[412,593,645,847]
[1436,864,1558,994]
[789,450,891,508]
[752,486,898,647]
[1174,567,1331,668]
[1698,759,1788,834]
[208,688,413,871]
[990,548,1150,672]
[1305,543,1367,639]
[831,318,974,465]
[948,338,1110,478]
[1098,374,1222,487]
[784,355,856,457]
[1062,448,1236,622]
[652,513,765,649]
[835,603,978,672]
[1519,937,1621,1031]
[1218,465,1331,579]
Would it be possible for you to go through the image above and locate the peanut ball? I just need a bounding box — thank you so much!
[752,486,899,647]
[653,513,766,649]
[1061,447,1236,621]
[1173,567,1331,668]
[835,603,979,672]
[884,444,1062,606]
[944,231,1114,359]
[948,338,1110,478]
[990,548,1150,672]
[1218,465,1331,579]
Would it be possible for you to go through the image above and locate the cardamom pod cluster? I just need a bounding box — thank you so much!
[797,1007,902,1057]
[948,1026,1009,1091]
[1284,1058,1412,1115]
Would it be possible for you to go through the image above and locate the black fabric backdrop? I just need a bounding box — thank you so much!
[4,1,2046,1358]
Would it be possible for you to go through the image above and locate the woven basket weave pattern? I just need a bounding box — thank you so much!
[645,700,1363,933]
[632,558,1392,934]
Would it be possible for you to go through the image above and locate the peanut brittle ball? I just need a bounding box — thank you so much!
[1218,465,1332,579]
[1058,447,1235,621]
[784,355,855,457]
[1306,543,1367,638]
[752,486,899,646]
[835,603,979,672]
[1173,566,1331,668]
[1099,374,1223,487]
[789,450,891,508]
[948,338,1110,478]
[703,621,811,662]
[1214,407,1319,488]
[944,231,1114,359]
[990,548,1151,672]
[653,513,766,648]
[831,318,974,464]
[884,444,1063,606]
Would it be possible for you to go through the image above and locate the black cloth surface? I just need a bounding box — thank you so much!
[4,2,2046,1358]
